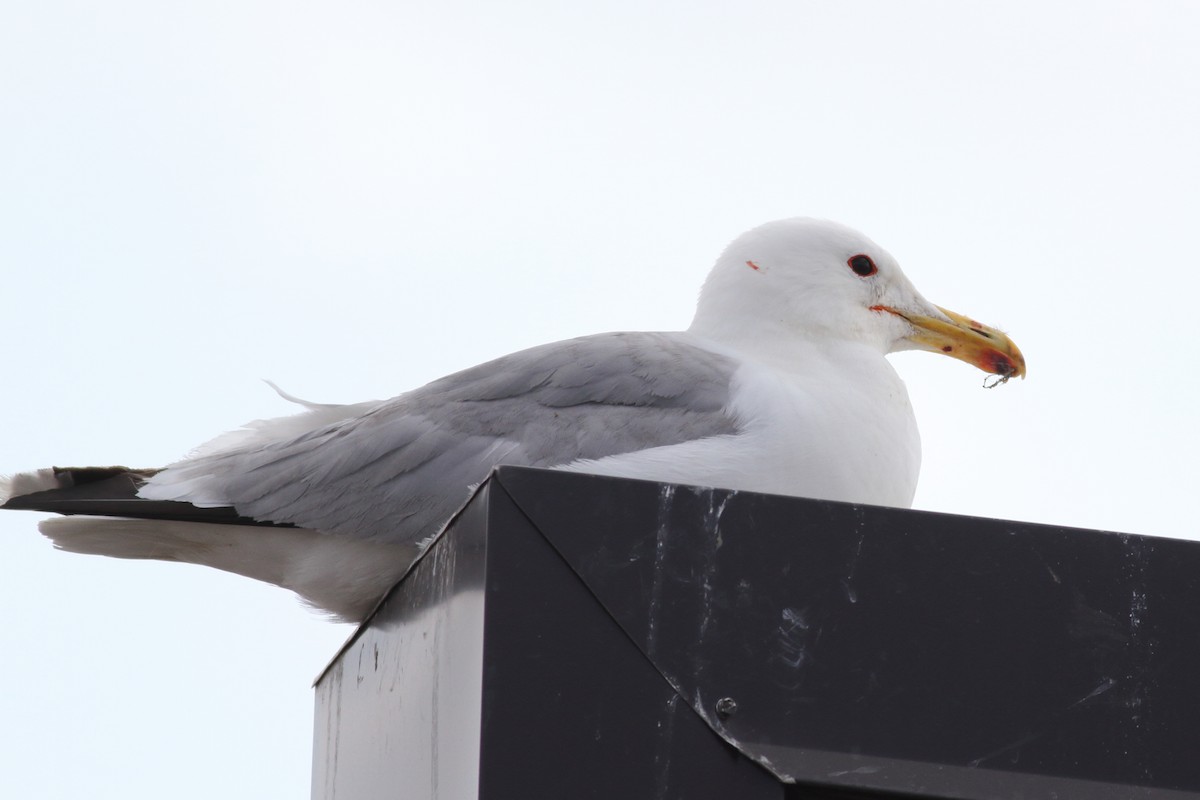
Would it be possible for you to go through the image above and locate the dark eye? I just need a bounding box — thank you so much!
[848,254,878,277]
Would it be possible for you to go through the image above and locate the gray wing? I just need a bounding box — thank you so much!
[143,332,741,544]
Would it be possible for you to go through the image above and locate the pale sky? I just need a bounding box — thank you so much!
[2,2,1198,798]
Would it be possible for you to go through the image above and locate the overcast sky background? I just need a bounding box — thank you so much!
[2,2,1198,798]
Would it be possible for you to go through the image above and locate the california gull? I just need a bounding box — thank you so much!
[1,218,1025,621]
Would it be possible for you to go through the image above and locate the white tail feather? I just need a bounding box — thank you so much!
[1,468,66,505]
[40,516,419,622]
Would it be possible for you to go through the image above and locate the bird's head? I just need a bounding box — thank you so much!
[690,218,1026,382]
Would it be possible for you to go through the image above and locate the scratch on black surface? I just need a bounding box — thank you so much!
[1122,533,1155,737]
[827,765,882,778]
[968,730,1045,768]
[842,531,866,604]
[778,607,813,669]
[646,484,676,658]
[696,489,732,639]
[652,694,680,799]
[1070,677,1117,708]
[705,489,733,549]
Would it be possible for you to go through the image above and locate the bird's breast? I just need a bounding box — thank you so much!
[723,355,921,508]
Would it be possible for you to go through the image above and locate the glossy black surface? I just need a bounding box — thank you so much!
[314,468,1200,799]
[500,468,1200,798]
[474,480,779,798]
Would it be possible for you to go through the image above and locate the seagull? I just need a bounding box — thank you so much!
[1,218,1025,622]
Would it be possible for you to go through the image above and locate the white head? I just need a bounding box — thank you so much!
[690,218,1025,378]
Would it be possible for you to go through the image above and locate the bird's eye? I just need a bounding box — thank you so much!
[848,254,878,277]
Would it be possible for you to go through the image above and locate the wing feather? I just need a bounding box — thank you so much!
[141,332,740,544]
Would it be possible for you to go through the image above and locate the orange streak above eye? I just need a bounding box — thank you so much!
[746,260,761,271]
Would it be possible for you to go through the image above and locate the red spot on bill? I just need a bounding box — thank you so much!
[984,351,1018,378]
[942,345,953,353]
[746,260,761,271]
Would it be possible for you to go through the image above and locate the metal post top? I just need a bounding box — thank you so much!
[318,467,1200,799]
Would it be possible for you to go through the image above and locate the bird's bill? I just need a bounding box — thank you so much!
[877,304,1027,380]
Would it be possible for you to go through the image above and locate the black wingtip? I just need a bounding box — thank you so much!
[2,466,292,528]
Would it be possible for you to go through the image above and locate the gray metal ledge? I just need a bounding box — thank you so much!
[313,467,1200,799]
